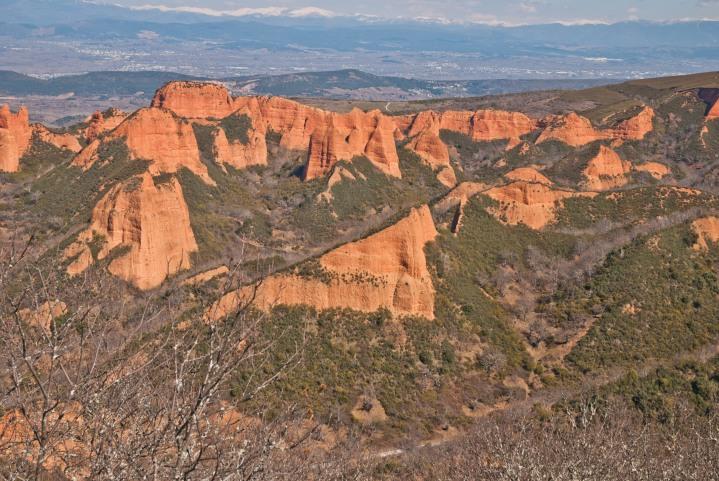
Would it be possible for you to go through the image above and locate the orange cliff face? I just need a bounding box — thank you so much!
[408,109,537,145]
[110,108,214,184]
[504,167,553,185]
[207,205,438,321]
[613,106,655,141]
[153,83,404,180]
[152,81,237,119]
[708,98,719,120]
[33,125,82,153]
[304,108,403,179]
[691,216,719,251]
[407,109,537,149]
[0,104,32,172]
[537,107,654,147]
[404,109,537,187]
[582,145,632,191]
[537,112,607,147]
[84,108,127,142]
[212,123,268,170]
[406,129,456,187]
[485,180,595,230]
[64,173,198,290]
[634,161,670,180]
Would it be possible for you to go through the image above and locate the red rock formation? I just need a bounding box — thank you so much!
[208,205,438,320]
[439,182,489,234]
[582,145,632,191]
[407,109,537,147]
[212,112,268,169]
[110,108,214,184]
[504,167,553,185]
[250,103,401,180]
[152,84,403,180]
[152,81,237,119]
[707,98,719,120]
[485,181,595,230]
[536,112,607,147]
[71,139,100,170]
[537,107,654,147]
[34,125,82,153]
[151,82,539,183]
[84,108,127,142]
[406,129,456,187]
[613,107,655,141]
[64,173,198,290]
[692,216,719,251]
[0,104,32,172]
[634,162,670,180]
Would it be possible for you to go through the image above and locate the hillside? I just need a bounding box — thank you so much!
[1,72,719,479]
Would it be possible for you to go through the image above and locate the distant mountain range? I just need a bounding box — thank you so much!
[0,69,614,101]
[1,0,719,81]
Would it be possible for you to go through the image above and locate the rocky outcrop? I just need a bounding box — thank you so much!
[692,217,719,251]
[153,82,540,183]
[582,146,632,191]
[537,112,606,147]
[110,108,214,184]
[84,108,127,141]
[613,107,655,141]
[537,107,654,147]
[34,125,82,153]
[64,173,198,290]
[406,129,456,187]
[154,84,404,180]
[407,109,537,148]
[707,99,719,120]
[0,104,32,172]
[71,139,100,170]
[152,81,237,119]
[504,167,552,185]
[212,120,268,169]
[635,162,670,180]
[208,206,438,320]
[485,181,595,230]
[301,107,402,179]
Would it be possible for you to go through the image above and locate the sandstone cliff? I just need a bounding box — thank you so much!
[64,173,198,290]
[692,216,719,251]
[0,104,32,172]
[406,128,456,187]
[634,161,670,179]
[485,181,595,230]
[407,109,537,147]
[707,98,719,120]
[537,107,654,147]
[34,125,82,153]
[504,167,552,185]
[208,205,438,320]
[110,108,214,184]
[212,114,268,170]
[154,83,405,180]
[582,145,632,191]
[152,81,237,119]
[84,108,127,142]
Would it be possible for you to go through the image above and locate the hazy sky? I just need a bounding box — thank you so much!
[111,0,719,24]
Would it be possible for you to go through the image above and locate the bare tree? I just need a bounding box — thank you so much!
[0,240,328,481]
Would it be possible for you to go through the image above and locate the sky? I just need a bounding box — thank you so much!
[110,0,719,24]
